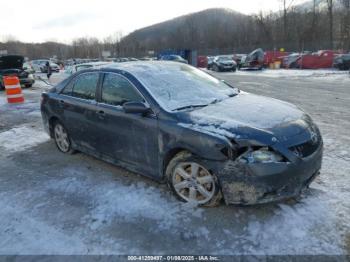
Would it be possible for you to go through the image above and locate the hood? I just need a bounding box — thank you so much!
[0,55,24,70]
[247,48,264,62]
[180,92,311,146]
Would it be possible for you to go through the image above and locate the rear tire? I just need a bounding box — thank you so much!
[53,121,75,154]
[166,151,222,207]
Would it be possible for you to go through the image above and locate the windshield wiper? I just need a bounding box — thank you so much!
[172,104,208,111]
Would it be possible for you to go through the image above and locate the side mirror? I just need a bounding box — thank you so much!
[123,101,151,115]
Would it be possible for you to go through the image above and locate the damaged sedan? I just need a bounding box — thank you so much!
[41,61,323,206]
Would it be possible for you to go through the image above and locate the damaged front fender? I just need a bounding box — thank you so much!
[215,146,322,205]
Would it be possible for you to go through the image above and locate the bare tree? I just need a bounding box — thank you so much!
[341,0,350,49]
[280,0,295,44]
[326,0,334,49]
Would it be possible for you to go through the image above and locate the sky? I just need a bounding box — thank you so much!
[0,0,309,43]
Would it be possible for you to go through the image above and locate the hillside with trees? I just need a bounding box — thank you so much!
[119,1,350,56]
[0,0,349,59]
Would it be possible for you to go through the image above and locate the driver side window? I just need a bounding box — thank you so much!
[101,73,144,106]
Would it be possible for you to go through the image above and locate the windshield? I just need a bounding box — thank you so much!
[130,63,238,111]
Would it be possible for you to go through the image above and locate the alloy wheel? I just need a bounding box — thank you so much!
[54,123,70,153]
[172,162,216,205]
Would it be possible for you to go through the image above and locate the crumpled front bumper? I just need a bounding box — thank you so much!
[211,142,323,205]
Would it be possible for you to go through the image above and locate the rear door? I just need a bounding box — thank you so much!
[59,72,101,150]
[95,72,159,176]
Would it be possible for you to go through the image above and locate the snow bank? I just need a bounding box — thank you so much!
[226,69,350,80]
[0,125,49,154]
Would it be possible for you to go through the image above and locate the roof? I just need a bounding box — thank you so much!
[101,61,187,74]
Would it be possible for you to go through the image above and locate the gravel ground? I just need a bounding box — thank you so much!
[0,69,349,255]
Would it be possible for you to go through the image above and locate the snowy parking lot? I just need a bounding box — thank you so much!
[0,69,349,255]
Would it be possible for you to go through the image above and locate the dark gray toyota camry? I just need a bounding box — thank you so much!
[41,61,323,206]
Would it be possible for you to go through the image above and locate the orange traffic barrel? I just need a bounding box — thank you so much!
[3,76,24,104]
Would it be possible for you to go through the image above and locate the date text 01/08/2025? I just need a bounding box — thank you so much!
[127,256,220,261]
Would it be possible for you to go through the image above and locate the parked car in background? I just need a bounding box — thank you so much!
[44,62,60,73]
[211,55,237,72]
[295,50,339,69]
[238,48,264,70]
[281,53,301,68]
[31,59,60,73]
[232,54,246,65]
[207,56,214,69]
[128,58,139,61]
[117,58,130,63]
[41,61,323,206]
[64,62,111,76]
[160,55,188,64]
[23,62,35,74]
[0,55,35,90]
[333,54,350,70]
[31,59,49,72]
[139,57,153,61]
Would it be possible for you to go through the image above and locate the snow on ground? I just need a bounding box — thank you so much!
[0,95,6,106]
[229,68,350,81]
[0,125,49,155]
[0,162,206,254]
[0,135,348,254]
[0,204,89,254]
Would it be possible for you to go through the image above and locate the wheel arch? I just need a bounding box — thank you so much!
[48,116,60,138]
[162,147,192,179]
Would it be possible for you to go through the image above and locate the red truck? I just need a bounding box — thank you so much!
[264,51,290,67]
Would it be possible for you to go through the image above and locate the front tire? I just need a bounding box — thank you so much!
[53,121,74,154]
[213,64,220,72]
[166,151,222,207]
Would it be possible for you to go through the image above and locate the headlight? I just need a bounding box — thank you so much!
[240,147,284,163]
[28,74,34,79]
